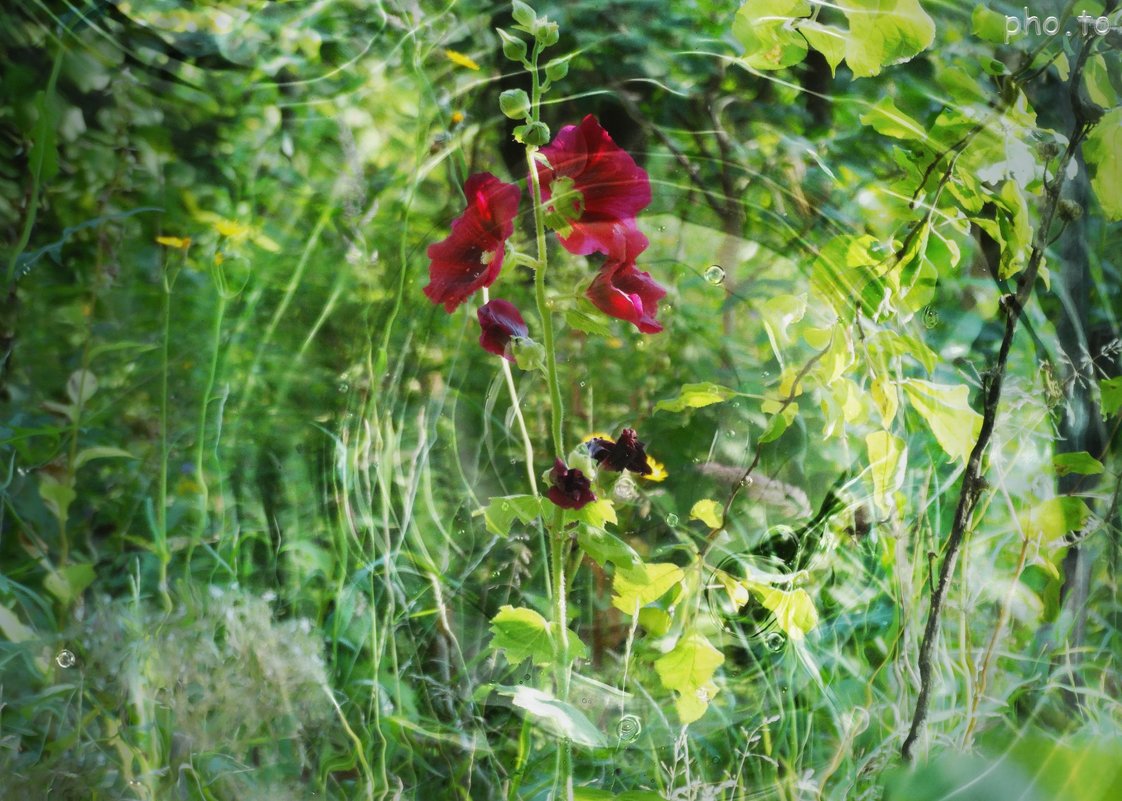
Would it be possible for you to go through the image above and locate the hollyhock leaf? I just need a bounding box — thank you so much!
[1019,497,1094,549]
[424,173,521,312]
[477,299,528,360]
[490,605,553,665]
[611,561,684,614]
[564,306,614,337]
[655,382,739,413]
[479,494,542,537]
[503,685,606,748]
[535,115,651,257]
[565,498,617,528]
[577,527,641,571]
[654,633,724,724]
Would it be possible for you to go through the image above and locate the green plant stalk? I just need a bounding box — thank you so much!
[156,261,174,612]
[525,41,572,799]
[5,45,63,287]
[189,266,228,567]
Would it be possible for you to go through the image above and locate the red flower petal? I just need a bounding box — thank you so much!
[477,299,529,360]
[534,115,652,257]
[424,173,522,312]
[586,227,666,334]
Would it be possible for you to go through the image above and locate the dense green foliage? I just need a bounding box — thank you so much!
[1,1,1121,799]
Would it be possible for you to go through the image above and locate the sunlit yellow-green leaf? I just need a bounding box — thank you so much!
[733,0,811,71]
[902,380,982,464]
[1086,109,1122,220]
[654,633,725,724]
[1052,451,1104,477]
[655,382,740,413]
[841,0,936,78]
[1019,497,1093,548]
[689,498,724,529]
[866,430,906,515]
[611,562,684,614]
[744,581,820,640]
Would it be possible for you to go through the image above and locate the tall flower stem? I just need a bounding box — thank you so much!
[525,42,573,800]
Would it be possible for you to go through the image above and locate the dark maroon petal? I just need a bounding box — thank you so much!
[547,457,596,509]
[477,299,529,360]
[534,115,651,257]
[424,173,522,312]
[588,428,652,474]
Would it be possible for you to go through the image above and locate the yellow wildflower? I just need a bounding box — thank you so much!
[643,457,668,482]
[155,236,191,249]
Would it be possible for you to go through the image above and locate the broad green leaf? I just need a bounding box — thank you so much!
[1086,109,1122,221]
[1053,451,1104,477]
[479,494,541,537]
[504,685,607,747]
[733,0,811,71]
[655,382,739,413]
[1101,376,1122,418]
[565,499,617,529]
[43,562,96,605]
[490,605,553,665]
[1019,497,1093,548]
[1083,54,1119,112]
[74,446,136,470]
[841,0,936,79]
[654,632,724,724]
[489,605,588,666]
[860,96,925,140]
[866,430,907,515]
[577,526,640,571]
[744,582,820,640]
[689,499,723,529]
[611,562,684,614]
[799,21,847,73]
[971,4,1009,43]
[638,607,672,636]
[902,380,982,464]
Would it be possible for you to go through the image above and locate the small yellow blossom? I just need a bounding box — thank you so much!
[445,49,481,71]
[213,218,252,239]
[155,236,191,249]
[450,110,465,125]
[214,252,225,266]
[643,457,668,482]
[582,432,612,445]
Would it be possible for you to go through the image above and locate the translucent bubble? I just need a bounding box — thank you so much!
[739,475,753,488]
[764,632,785,652]
[613,476,640,502]
[922,305,940,329]
[704,264,726,285]
[55,649,76,668]
[338,382,349,393]
[666,513,679,526]
[616,714,642,742]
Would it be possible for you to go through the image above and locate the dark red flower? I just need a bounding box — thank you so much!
[547,458,596,510]
[477,299,528,361]
[587,428,652,475]
[424,173,522,312]
[534,115,652,257]
[586,227,666,334]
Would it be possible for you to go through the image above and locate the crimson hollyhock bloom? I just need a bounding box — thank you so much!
[477,299,528,361]
[424,173,522,312]
[547,458,596,510]
[586,227,666,334]
[587,428,652,475]
[534,115,652,257]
